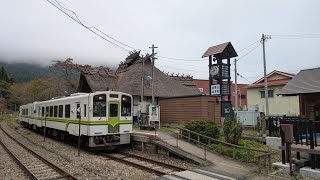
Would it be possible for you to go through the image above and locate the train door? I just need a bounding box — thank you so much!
[108,101,120,133]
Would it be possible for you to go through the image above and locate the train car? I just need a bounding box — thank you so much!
[19,91,133,148]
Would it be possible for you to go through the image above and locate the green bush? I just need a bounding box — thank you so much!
[223,116,243,145]
[211,139,265,163]
[184,121,220,139]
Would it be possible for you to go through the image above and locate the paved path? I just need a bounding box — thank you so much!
[133,129,258,179]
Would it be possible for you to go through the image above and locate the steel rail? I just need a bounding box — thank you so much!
[0,139,38,179]
[117,151,187,171]
[98,152,167,176]
[0,125,78,180]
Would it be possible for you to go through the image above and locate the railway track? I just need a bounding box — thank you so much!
[97,151,188,176]
[0,125,77,180]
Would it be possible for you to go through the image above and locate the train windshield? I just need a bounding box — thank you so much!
[93,94,107,117]
[121,95,131,116]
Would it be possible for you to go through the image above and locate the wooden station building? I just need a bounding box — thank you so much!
[77,51,222,125]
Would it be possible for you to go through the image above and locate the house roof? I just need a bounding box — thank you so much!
[248,79,291,88]
[281,67,320,95]
[79,63,200,98]
[253,70,295,84]
[202,42,238,59]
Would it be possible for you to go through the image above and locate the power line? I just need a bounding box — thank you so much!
[237,73,252,84]
[157,39,261,62]
[237,43,261,61]
[46,0,146,52]
[156,55,204,62]
[237,39,260,53]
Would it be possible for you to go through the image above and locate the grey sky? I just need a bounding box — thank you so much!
[0,0,319,83]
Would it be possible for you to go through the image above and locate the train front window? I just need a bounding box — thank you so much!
[121,95,131,116]
[93,94,106,117]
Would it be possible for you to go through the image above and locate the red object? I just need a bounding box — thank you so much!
[247,79,291,88]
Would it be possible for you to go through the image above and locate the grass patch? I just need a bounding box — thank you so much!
[211,139,266,163]
[242,130,258,136]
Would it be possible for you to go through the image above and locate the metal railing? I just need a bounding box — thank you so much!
[171,127,273,170]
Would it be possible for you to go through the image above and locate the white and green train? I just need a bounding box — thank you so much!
[19,91,133,148]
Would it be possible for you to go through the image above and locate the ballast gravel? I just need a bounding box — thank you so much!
[0,119,196,179]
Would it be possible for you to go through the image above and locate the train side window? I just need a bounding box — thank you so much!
[58,105,63,118]
[54,106,58,117]
[84,104,87,117]
[22,109,28,116]
[65,104,70,118]
[46,107,49,117]
[121,95,131,116]
[110,104,118,117]
[42,107,45,117]
[49,106,53,117]
[93,94,106,117]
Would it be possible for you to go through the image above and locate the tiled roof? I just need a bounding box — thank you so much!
[281,67,320,95]
[248,79,291,88]
[202,42,238,59]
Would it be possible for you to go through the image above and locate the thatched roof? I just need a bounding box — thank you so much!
[78,54,200,97]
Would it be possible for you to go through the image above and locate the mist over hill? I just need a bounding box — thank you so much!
[0,61,61,82]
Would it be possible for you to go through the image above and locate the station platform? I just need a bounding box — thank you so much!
[132,128,257,179]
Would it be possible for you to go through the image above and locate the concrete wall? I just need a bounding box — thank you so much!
[247,85,300,116]
[236,110,260,126]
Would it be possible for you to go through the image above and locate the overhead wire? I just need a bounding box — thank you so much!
[46,0,147,52]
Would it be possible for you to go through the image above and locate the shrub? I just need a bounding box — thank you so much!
[184,121,220,139]
[223,116,243,145]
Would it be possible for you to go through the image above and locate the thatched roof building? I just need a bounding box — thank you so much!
[77,51,200,98]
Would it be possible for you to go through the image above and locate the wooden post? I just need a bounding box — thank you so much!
[188,131,190,142]
[141,142,144,152]
[268,155,272,170]
[233,147,236,159]
[176,133,178,147]
[204,147,207,160]
[197,135,200,145]
[246,150,250,163]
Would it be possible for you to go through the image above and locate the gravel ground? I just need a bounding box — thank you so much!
[1,119,196,179]
[0,141,29,180]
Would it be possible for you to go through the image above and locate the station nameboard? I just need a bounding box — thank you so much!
[211,84,220,95]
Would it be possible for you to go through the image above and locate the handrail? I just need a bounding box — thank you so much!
[173,126,274,169]
[177,127,270,153]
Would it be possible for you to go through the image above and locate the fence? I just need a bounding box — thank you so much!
[268,116,320,147]
[173,127,273,170]
[268,116,320,169]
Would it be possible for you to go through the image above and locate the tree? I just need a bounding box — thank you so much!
[0,66,15,112]
[223,116,243,145]
[49,58,92,90]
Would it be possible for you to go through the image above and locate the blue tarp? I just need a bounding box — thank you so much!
[301,133,320,138]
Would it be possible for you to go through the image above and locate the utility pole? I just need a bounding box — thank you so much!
[141,57,145,102]
[261,34,271,136]
[234,59,238,111]
[149,44,158,105]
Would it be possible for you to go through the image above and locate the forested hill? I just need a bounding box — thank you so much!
[0,61,60,82]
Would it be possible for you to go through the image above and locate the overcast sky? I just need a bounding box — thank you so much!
[0,0,319,83]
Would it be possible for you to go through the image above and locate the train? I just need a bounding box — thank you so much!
[19,91,133,148]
